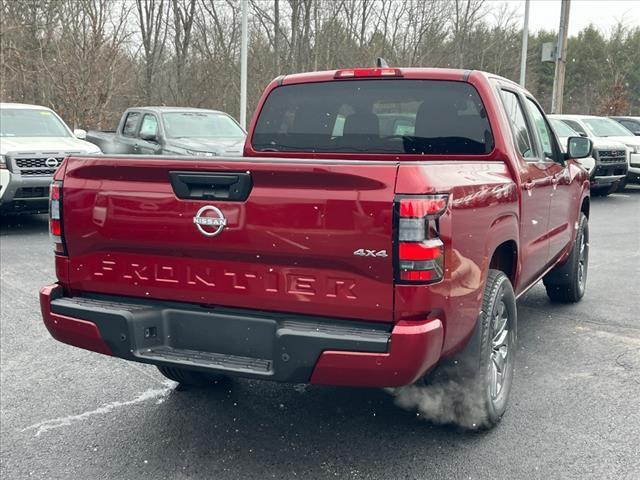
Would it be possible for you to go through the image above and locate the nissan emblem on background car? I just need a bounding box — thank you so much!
[45,157,60,168]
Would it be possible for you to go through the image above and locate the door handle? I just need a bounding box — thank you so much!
[169,171,253,201]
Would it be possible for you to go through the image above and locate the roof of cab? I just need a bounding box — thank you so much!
[277,67,533,95]
[128,106,227,115]
[279,67,478,85]
[549,114,602,120]
[0,102,53,110]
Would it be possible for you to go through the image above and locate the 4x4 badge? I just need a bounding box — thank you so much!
[353,249,388,258]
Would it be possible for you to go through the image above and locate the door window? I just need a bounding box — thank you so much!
[560,119,587,136]
[122,112,140,137]
[619,120,639,133]
[620,120,640,135]
[524,97,556,161]
[500,90,535,159]
[139,114,158,139]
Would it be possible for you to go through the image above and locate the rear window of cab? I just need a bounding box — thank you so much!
[252,79,494,155]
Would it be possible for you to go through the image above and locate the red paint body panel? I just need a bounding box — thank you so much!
[311,319,444,387]
[394,161,518,355]
[42,67,590,387]
[61,157,398,322]
[40,284,112,355]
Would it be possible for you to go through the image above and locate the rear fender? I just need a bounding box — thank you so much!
[484,213,519,286]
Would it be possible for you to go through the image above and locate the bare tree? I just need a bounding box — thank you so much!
[452,0,486,68]
[169,0,197,103]
[136,0,169,104]
[3,0,639,126]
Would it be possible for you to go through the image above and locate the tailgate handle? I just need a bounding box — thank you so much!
[169,171,252,201]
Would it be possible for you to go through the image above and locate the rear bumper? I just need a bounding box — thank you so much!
[39,284,443,387]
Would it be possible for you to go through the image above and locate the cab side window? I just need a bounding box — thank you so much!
[139,114,158,139]
[524,97,556,161]
[122,112,140,137]
[500,90,535,159]
[562,119,587,136]
[619,119,640,134]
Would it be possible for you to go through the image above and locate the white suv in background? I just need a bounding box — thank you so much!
[0,103,101,215]
[551,114,640,190]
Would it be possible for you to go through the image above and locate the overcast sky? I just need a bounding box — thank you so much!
[503,0,640,36]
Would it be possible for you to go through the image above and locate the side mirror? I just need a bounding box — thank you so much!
[140,131,158,142]
[566,136,592,159]
[74,128,87,140]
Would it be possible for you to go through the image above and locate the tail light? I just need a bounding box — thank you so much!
[49,181,66,254]
[395,195,448,283]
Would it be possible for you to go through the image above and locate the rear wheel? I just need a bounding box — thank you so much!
[543,212,588,303]
[420,270,517,429]
[591,185,612,197]
[157,365,228,386]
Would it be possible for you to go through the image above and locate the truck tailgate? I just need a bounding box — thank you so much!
[62,157,398,322]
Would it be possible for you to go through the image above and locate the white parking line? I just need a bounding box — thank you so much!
[21,381,176,437]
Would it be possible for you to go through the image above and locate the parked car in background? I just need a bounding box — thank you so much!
[550,114,638,191]
[610,116,640,136]
[85,107,246,157]
[549,118,595,173]
[41,67,593,429]
[549,117,626,195]
[0,103,101,215]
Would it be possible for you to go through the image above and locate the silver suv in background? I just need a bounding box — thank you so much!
[548,118,595,173]
[0,103,102,215]
[550,114,634,194]
[610,116,640,136]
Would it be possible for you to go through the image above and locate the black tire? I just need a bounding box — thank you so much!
[613,178,627,192]
[157,365,227,386]
[591,186,611,197]
[543,212,588,303]
[421,270,517,430]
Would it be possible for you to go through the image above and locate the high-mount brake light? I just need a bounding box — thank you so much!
[334,68,403,79]
[49,181,66,254]
[395,195,448,284]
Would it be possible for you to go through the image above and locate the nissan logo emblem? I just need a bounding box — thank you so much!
[193,206,227,237]
[45,157,60,168]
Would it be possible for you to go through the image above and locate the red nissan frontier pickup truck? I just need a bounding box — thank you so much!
[40,67,592,428]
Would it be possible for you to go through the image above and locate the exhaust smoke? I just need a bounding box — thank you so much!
[388,372,489,430]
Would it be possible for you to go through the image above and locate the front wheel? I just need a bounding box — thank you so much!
[543,213,589,303]
[590,185,612,196]
[612,178,627,192]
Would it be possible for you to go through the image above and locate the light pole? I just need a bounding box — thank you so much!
[519,0,530,87]
[240,0,248,129]
[551,0,571,113]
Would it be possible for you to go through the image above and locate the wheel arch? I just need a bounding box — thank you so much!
[489,240,518,286]
[580,195,590,219]
[485,213,519,287]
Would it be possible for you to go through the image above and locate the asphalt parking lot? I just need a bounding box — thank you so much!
[1,188,639,480]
